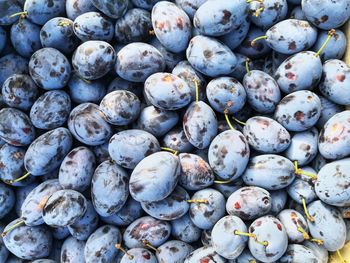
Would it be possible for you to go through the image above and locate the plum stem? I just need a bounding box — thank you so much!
[297,227,310,240]
[232,117,246,126]
[310,238,324,246]
[142,240,159,253]
[301,197,314,222]
[214,179,233,184]
[7,171,31,185]
[234,230,268,246]
[253,7,264,17]
[336,250,347,263]
[186,199,208,204]
[315,29,336,58]
[1,219,25,237]
[8,11,28,19]
[224,109,235,130]
[160,147,178,155]
[294,161,317,180]
[193,79,199,104]
[115,244,134,260]
[58,21,71,27]
[246,0,263,3]
[149,30,155,35]
[251,35,268,46]
[245,58,251,76]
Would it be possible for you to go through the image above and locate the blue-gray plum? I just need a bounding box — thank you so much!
[66,0,98,20]
[226,186,271,221]
[249,215,288,262]
[183,101,218,149]
[141,186,189,221]
[100,90,141,125]
[274,91,321,132]
[68,103,112,146]
[279,244,319,263]
[171,213,201,243]
[91,160,129,216]
[21,179,63,226]
[242,154,295,190]
[115,8,152,44]
[40,17,80,54]
[51,226,69,240]
[178,153,214,191]
[120,248,157,263]
[319,59,350,106]
[243,70,281,113]
[284,128,318,166]
[156,240,193,263]
[10,19,42,58]
[24,0,66,25]
[249,0,288,28]
[109,129,160,169]
[0,182,15,219]
[315,158,350,207]
[100,197,143,227]
[171,60,207,102]
[274,51,322,93]
[214,178,244,199]
[107,77,143,98]
[61,236,85,263]
[243,116,291,153]
[2,74,39,111]
[277,209,309,243]
[318,111,350,160]
[59,147,96,192]
[220,20,250,50]
[15,183,38,216]
[211,215,248,259]
[184,246,226,263]
[90,0,128,19]
[29,48,71,90]
[24,128,73,176]
[301,0,350,30]
[129,151,180,202]
[91,142,109,164]
[115,42,165,83]
[263,19,318,54]
[42,189,87,227]
[316,96,344,129]
[72,40,116,80]
[84,225,122,263]
[123,216,171,248]
[0,54,28,87]
[307,200,346,251]
[0,0,22,26]
[151,1,191,53]
[136,106,179,137]
[73,11,113,41]
[189,188,225,230]
[186,35,237,77]
[144,73,191,111]
[3,219,52,260]
[0,108,35,146]
[287,170,317,204]
[67,200,99,240]
[161,127,194,154]
[208,129,249,180]
[303,240,329,263]
[193,0,248,36]
[206,77,246,114]
[30,90,71,130]
[312,29,347,61]
[68,73,106,104]
[290,5,306,20]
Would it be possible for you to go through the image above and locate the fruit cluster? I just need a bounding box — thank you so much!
[0,0,350,262]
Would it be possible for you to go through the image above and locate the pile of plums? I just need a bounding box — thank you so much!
[0,0,350,262]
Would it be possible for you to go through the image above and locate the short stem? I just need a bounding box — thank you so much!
[142,240,159,253]
[294,161,317,180]
[253,7,264,17]
[302,197,314,222]
[336,250,346,263]
[232,117,246,126]
[1,219,25,237]
[251,35,268,46]
[297,227,310,240]
[224,110,234,130]
[115,244,134,260]
[8,172,31,184]
[310,238,324,246]
[186,199,208,204]
[234,230,268,246]
[314,29,336,58]
[193,79,199,104]
[8,11,28,19]
[246,58,251,76]
[58,21,71,27]
[214,179,233,184]
[160,147,178,155]
[149,30,155,35]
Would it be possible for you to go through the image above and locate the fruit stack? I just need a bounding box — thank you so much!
[0,0,350,262]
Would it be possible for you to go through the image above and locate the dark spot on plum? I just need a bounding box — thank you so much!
[288,41,296,50]
[203,50,213,59]
[221,10,232,25]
